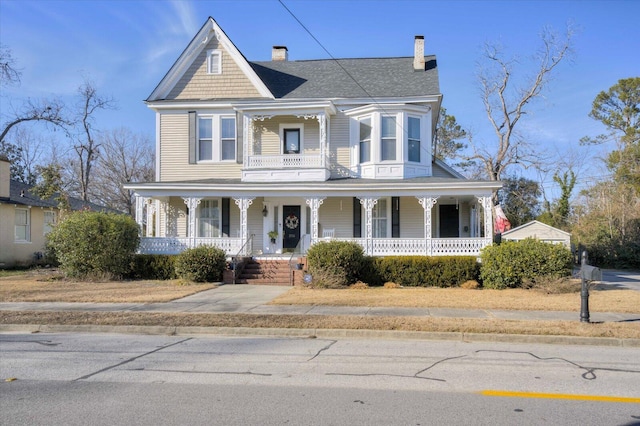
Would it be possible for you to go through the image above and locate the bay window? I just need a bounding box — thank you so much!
[381,116,396,161]
[408,116,421,162]
[359,117,371,163]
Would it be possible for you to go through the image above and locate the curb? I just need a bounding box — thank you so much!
[1,324,639,347]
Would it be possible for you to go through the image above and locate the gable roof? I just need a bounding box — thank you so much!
[249,56,439,99]
[502,220,571,238]
[148,17,440,102]
[0,179,119,213]
[148,17,273,101]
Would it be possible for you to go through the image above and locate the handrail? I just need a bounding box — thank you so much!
[287,238,305,285]
[231,234,254,284]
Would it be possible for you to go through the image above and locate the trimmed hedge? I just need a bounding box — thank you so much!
[372,256,479,287]
[480,239,573,289]
[46,211,139,279]
[306,241,365,288]
[174,245,227,282]
[129,254,177,280]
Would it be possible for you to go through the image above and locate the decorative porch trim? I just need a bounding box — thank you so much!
[234,197,255,254]
[305,197,326,241]
[135,195,149,236]
[182,197,202,246]
[417,196,438,255]
[477,196,493,240]
[358,197,379,255]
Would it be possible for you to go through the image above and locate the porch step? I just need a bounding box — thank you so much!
[237,259,303,286]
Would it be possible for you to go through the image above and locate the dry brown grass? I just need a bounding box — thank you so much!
[1,310,638,339]
[270,286,640,313]
[0,273,216,303]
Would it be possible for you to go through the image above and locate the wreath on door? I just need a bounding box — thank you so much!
[285,214,299,229]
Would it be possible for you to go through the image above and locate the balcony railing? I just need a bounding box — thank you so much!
[247,153,323,169]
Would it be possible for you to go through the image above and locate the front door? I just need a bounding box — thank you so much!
[439,204,459,238]
[282,205,301,250]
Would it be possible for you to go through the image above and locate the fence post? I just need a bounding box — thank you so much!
[580,250,590,323]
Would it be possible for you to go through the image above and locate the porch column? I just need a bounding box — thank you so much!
[318,113,327,168]
[134,195,148,236]
[234,197,255,255]
[477,196,493,242]
[305,197,326,242]
[146,200,156,237]
[182,197,202,248]
[417,197,438,256]
[358,197,378,256]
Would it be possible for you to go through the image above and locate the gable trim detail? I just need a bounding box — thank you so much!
[148,17,273,101]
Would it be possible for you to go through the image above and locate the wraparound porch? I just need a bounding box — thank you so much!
[138,235,492,257]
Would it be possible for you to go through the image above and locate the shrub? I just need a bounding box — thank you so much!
[46,211,139,279]
[130,254,177,280]
[480,239,573,289]
[306,241,365,288]
[174,245,226,282]
[374,256,479,287]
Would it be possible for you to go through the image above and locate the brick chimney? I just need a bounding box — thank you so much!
[413,35,425,71]
[272,46,288,61]
[0,154,10,198]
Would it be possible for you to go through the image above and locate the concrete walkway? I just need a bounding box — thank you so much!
[0,284,638,324]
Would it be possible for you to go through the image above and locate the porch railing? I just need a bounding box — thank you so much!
[247,153,323,169]
[313,237,491,256]
[139,237,244,255]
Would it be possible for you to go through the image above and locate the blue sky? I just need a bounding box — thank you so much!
[1,0,639,196]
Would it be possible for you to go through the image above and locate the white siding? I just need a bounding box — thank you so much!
[329,112,351,178]
[400,197,424,238]
[318,197,353,238]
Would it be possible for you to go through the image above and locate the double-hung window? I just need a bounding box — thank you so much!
[359,117,371,163]
[381,116,396,161]
[221,117,236,160]
[198,116,236,162]
[408,116,421,162]
[372,198,388,238]
[15,208,30,242]
[198,117,213,161]
[199,199,220,238]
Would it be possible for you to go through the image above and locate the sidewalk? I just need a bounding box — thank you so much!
[0,284,637,324]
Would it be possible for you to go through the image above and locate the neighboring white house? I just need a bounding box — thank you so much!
[124,16,502,257]
[501,220,571,248]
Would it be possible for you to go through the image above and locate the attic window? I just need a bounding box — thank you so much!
[207,50,221,75]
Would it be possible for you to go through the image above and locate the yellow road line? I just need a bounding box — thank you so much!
[481,390,640,404]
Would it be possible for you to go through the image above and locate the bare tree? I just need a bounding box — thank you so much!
[90,128,155,214]
[468,26,573,202]
[1,46,70,144]
[0,44,21,87]
[69,80,116,202]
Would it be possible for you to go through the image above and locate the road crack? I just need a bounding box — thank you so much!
[74,338,192,381]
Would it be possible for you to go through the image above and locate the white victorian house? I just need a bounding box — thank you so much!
[124,17,501,258]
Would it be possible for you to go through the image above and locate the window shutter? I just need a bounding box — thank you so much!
[353,197,362,238]
[392,196,400,238]
[188,111,196,164]
[222,198,230,237]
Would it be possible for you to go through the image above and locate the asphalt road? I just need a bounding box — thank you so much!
[1,333,639,425]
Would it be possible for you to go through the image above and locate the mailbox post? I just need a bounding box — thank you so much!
[580,251,602,323]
